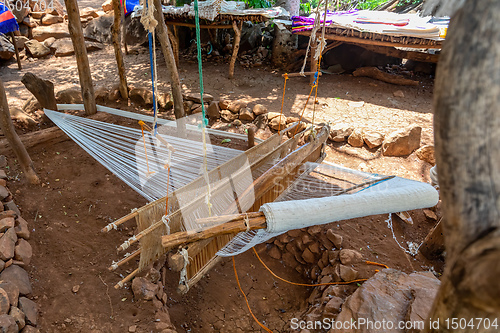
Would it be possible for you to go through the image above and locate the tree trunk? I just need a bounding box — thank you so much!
[152,0,185,123]
[64,0,97,115]
[21,73,57,111]
[425,1,500,331]
[0,79,39,185]
[112,0,129,100]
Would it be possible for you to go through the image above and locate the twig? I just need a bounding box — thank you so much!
[98,275,114,319]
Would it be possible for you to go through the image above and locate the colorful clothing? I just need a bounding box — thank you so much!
[0,2,19,34]
[122,0,140,16]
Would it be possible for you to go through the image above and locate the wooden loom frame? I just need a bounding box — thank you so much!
[108,123,329,292]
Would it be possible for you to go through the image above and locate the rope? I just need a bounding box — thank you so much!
[139,121,154,176]
[232,256,273,333]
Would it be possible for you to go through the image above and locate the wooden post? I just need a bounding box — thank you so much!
[112,0,128,100]
[9,32,21,70]
[0,79,39,185]
[419,218,444,259]
[152,0,185,122]
[120,0,128,55]
[21,73,57,111]
[424,0,500,330]
[64,0,97,116]
[228,21,242,79]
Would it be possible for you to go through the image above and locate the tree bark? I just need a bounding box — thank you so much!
[425,1,500,331]
[0,79,39,185]
[352,67,419,86]
[112,0,129,100]
[228,21,242,79]
[64,0,97,115]
[21,73,57,111]
[152,0,185,122]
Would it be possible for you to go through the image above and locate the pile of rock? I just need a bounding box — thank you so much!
[131,268,177,333]
[329,124,424,157]
[0,3,104,62]
[0,169,38,332]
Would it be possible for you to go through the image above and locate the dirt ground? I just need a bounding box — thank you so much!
[1,26,440,332]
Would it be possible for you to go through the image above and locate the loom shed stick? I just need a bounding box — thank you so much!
[139,121,176,153]
[114,268,139,289]
[101,210,139,232]
[108,249,141,271]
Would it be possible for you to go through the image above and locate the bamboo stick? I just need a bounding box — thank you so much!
[195,212,264,225]
[108,249,141,271]
[114,268,139,289]
[139,121,176,152]
[162,215,266,249]
[101,210,139,232]
[283,72,323,78]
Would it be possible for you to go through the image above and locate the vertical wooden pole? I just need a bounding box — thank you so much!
[112,0,128,100]
[9,32,22,70]
[228,21,242,79]
[120,0,128,55]
[64,0,97,116]
[152,0,185,122]
[0,79,39,185]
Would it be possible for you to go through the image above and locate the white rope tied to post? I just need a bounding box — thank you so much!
[178,248,190,291]
[161,215,171,235]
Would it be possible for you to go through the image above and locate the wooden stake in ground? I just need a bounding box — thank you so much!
[425,0,500,331]
[64,0,97,115]
[152,0,185,123]
[9,32,21,70]
[21,73,57,111]
[228,21,242,79]
[0,79,39,185]
[112,0,129,100]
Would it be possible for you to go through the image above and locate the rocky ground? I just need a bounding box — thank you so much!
[0,1,444,332]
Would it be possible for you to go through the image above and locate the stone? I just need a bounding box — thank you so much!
[81,7,99,19]
[267,245,281,260]
[335,269,440,331]
[363,131,384,149]
[22,97,41,114]
[252,104,267,116]
[14,217,30,240]
[232,119,242,127]
[0,314,18,333]
[14,239,32,265]
[393,90,405,98]
[0,228,17,261]
[130,88,154,105]
[128,325,137,332]
[423,209,438,221]
[2,202,19,217]
[0,35,15,60]
[183,93,213,104]
[41,14,63,25]
[102,0,113,11]
[347,129,364,147]
[339,249,363,265]
[239,107,254,121]
[131,277,157,301]
[329,123,354,142]
[339,264,358,282]
[9,306,25,330]
[253,114,268,130]
[52,38,73,56]
[183,100,194,114]
[14,36,29,50]
[72,285,80,293]
[267,112,280,120]
[32,24,70,41]
[416,145,435,165]
[281,252,298,268]
[84,14,113,43]
[95,87,109,102]
[301,248,316,264]
[0,218,14,233]
[326,229,342,249]
[206,101,220,120]
[30,12,44,19]
[286,116,299,124]
[24,39,51,58]
[190,104,203,114]
[323,296,344,317]
[382,126,422,157]
[158,93,172,110]
[0,288,9,315]
[18,297,37,326]
[21,326,39,333]
[10,107,37,127]
[124,16,148,46]
[0,265,32,295]
[22,16,36,28]
[269,115,286,131]
[227,100,246,113]
[56,88,83,105]
[308,242,320,255]
[220,110,238,122]
[218,100,231,110]
[0,281,18,307]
